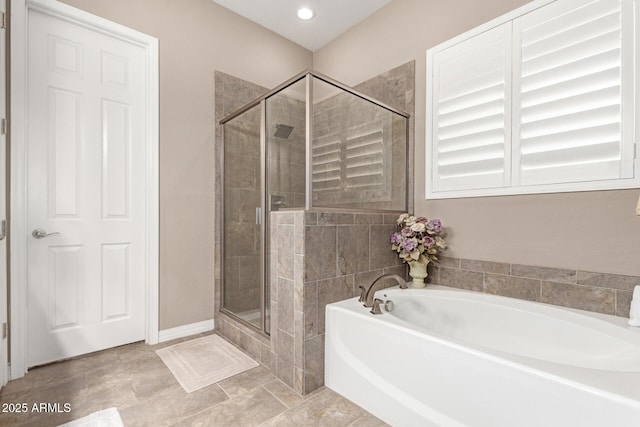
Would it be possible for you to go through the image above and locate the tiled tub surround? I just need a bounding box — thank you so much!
[217,240,640,399]
[428,257,640,318]
[224,211,406,394]
[217,248,640,398]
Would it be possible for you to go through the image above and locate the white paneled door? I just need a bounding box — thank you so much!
[27,7,149,367]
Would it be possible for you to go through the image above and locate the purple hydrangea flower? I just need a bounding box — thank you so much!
[401,239,417,253]
[427,219,442,233]
[423,236,435,248]
[390,232,403,245]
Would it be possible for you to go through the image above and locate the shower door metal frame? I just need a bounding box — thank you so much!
[219,70,411,336]
[220,70,409,135]
[304,74,313,210]
[219,100,269,336]
[258,99,268,334]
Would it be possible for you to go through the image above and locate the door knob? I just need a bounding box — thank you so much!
[32,228,61,239]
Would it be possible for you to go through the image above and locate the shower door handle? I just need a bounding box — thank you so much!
[256,207,262,225]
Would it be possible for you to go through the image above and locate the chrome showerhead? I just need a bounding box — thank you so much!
[274,124,294,139]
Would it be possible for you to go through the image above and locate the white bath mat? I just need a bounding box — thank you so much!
[58,408,123,427]
[156,334,259,393]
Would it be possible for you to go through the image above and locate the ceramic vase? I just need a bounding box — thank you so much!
[408,259,429,288]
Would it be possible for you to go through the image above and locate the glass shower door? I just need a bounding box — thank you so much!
[265,78,307,212]
[264,78,308,334]
[222,103,264,329]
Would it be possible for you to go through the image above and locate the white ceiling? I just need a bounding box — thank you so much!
[211,0,393,51]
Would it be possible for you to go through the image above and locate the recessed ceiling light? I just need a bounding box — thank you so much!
[297,7,315,21]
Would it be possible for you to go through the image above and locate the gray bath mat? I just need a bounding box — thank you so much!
[156,334,259,393]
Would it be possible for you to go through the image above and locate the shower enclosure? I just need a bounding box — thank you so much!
[220,70,409,335]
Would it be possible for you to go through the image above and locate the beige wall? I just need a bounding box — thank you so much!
[60,0,313,329]
[314,0,640,276]
[53,0,640,333]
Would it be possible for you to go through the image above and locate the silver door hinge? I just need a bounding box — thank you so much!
[1,323,6,339]
[0,119,5,135]
[0,12,5,30]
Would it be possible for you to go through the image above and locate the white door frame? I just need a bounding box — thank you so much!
[9,0,159,379]
[0,0,7,389]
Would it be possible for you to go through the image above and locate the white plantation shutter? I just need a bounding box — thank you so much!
[430,24,511,192]
[312,134,342,191]
[312,116,391,198]
[513,0,633,186]
[426,0,638,199]
[344,121,386,189]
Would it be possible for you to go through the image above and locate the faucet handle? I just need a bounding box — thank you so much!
[358,285,368,303]
[370,298,384,315]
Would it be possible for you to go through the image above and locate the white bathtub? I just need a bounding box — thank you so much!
[325,285,640,427]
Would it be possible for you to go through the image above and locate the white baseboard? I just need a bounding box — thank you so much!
[158,319,215,343]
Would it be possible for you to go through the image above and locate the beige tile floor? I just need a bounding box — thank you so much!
[0,333,388,426]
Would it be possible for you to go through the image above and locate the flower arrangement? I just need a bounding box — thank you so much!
[391,214,446,265]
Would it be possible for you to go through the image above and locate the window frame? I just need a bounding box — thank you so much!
[426,0,640,199]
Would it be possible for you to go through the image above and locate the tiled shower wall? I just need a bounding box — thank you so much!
[354,63,415,215]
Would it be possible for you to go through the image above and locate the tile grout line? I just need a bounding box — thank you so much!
[260,384,294,409]
[216,379,234,400]
[166,387,232,427]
